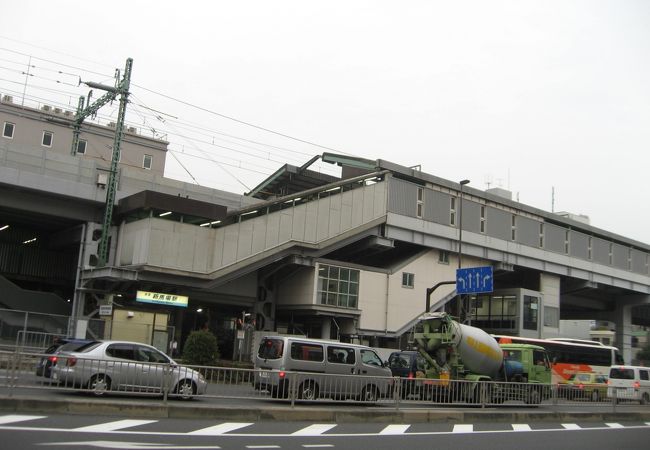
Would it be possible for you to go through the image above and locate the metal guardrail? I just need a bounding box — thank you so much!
[0,350,647,409]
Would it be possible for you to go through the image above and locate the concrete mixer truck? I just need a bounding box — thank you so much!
[411,312,551,404]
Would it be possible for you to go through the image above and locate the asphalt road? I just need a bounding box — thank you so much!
[1,412,649,450]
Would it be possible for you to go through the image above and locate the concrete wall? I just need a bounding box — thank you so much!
[277,267,316,306]
[541,273,561,337]
[118,181,388,273]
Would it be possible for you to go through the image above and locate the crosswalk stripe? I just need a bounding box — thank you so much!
[379,424,410,435]
[561,423,581,430]
[511,424,532,431]
[452,424,474,433]
[606,423,624,429]
[189,422,254,435]
[73,419,157,432]
[0,415,46,425]
[291,424,337,436]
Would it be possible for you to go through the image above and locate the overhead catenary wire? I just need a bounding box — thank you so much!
[0,43,346,191]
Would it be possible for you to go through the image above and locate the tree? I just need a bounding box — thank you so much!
[181,330,220,366]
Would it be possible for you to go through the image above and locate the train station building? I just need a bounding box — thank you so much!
[1,94,649,363]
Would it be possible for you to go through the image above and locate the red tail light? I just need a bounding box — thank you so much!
[47,356,58,364]
[279,371,286,379]
[65,357,77,367]
[408,372,414,379]
[578,383,584,390]
[633,381,640,389]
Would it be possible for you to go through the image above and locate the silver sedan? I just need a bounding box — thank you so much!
[51,340,207,400]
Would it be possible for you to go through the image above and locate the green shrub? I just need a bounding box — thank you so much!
[181,330,220,366]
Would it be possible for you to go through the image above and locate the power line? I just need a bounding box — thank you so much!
[131,83,352,155]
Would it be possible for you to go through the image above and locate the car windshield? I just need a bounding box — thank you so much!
[58,341,90,352]
[388,354,411,369]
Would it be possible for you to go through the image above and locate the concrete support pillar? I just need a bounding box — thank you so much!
[321,318,332,340]
[613,303,634,365]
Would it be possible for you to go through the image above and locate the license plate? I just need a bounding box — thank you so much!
[52,373,58,381]
[259,371,269,378]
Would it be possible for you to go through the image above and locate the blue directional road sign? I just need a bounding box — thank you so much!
[456,266,494,294]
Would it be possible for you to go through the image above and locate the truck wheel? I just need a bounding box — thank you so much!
[298,381,318,400]
[525,387,541,405]
[591,390,600,402]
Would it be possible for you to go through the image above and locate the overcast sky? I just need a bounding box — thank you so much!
[2,1,649,244]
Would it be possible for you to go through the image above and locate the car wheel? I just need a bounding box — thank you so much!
[525,387,541,405]
[298,381,318,400]
[175,379,196,400]
[88,374,111,396]
[361,385,380,403]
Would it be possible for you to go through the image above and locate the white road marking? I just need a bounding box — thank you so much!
[291,424,337,436]
[245,446,280,449]
[73,420,158,432]
[189,423,253,435]
[606,423,624,428]
[302,446,334,448]
[452,424,473,433]
[379,424,410,435]
[511,424,532,431]
[0,415,46,425]
[38,441,221,449]
[561,424,581,430]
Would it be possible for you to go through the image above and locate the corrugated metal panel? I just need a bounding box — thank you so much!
[461,199,481,233]
[569,230,590,260]
[631,249,648,275]
[517,216,540,247]
[545,223,566,254]
[387,178,417,216]
[612,243,629,269]
[592,237,610,265]
[486,207,511,241]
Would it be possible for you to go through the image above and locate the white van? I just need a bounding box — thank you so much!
[607,365,650,404]
[253,336,393,402]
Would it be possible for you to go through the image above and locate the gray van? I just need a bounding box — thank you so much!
[253,336,393,402]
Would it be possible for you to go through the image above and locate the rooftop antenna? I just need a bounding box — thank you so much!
[552,186,555,213]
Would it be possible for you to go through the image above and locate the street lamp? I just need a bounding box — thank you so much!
[457,179,470,321]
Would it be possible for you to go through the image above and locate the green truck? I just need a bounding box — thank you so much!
[411,312,551,404]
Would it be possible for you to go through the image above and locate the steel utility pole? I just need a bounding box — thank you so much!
[71,58,133,266]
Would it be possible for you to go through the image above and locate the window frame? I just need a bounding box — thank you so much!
[401,272,415,288]
[76,139,87,155]
[41,130,53,147]
[143,154,153,170]
[2,122,15,139]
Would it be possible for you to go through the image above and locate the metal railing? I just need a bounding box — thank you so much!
[0,350,647,409]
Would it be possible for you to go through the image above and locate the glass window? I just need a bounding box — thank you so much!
[106,343,136,360]
[76,139,87,155]
[42,131,53,147]
[3,122,15,139]
[258,338,284,359]
[416,187,424,218]
[327,346,355,365]
[143,154,153,170]
[360,349,383,366]
[450,197,456,225]
[402,272,414,288]
[317,264,359,309]
[523,296,539,330]
[640,370,649,381]
[438,250,449,264]
[136,346,168,363]
[609,368,634,380]
[290,342,323,362]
